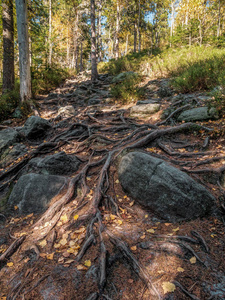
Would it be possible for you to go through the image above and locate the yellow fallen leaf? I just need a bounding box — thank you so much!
[131,246,137,251]
[74,227,86,234]
[7,262,14,267]
[172,227,179,232]
[165,223,171,226]
[140,234,146,239]
[145,214,148,218]
[110,214,116,220]
[59,238,67,246]
[14,206,18,210]
[54,243,61,249]
[177,267,185,272]
[115,179,119,184]
[39,239,47,247]
[146,229,155,234]
[73,215,79,220]
[84,260,91,267]
[47,253,54,260]
[69,241,76,247]
[58,257,64,263]
[117,220,123,225]
[162,282,176,294]
[60,214,68,223]
[190,257,196,264]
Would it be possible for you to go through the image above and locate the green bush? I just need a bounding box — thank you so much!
[32,67,75,95]
[111,72,143,103]
[0,87,20,121]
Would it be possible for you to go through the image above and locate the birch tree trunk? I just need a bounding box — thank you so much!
[2,0,14,92]
[15,0,32,102]
[90,0,98,81]
[134,22,137,53]
[48,0,52,67]
[138,0,141,52]
[115,0,120,59]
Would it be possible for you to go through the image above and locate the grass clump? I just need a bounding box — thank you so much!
[111,72,144,103]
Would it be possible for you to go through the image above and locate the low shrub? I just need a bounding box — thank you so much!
[0,87,20,121]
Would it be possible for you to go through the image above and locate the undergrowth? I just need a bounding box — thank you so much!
[0,83,20,122]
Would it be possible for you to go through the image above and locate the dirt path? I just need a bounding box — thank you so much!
[0,73,225,300]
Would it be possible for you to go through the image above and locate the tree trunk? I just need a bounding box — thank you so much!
[217,0,221,37]
[80,40,83,72]
[48,0,52,67]
[90,0,98,81]
[97,0,102,62]
[125,34,129,55]
[115,0,120,60]
[2,0,14,92]
[134,22,137,53]
[138,0,141,52]
[15,0,32,102]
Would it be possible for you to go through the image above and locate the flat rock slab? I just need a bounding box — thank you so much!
[130,103,160,116]
[20,116,52,140]
[28,151,81,175]
[8,173,68,215]
[178,107,219,122]
[136,99,161,105]
[0,128,21,156]
[118,152,215,222]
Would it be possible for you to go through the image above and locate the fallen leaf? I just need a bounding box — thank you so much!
[145,214,148,219]
[117,220,123,225]
[84,260,91,267]
[59,238,67,246]
[110,214,116,220]
[58,257,64,263]
[128,279,134,283]
[140,234,146,239]
[40,253,47,258]
[190,257,196,264]
[165,223,171,226]
[146,229,155,234]
[172,227,179,232]
[60,214,68,223]
[129,201,134,207]
[54,243,61,249]
[177,267,185,272]
[14,206,18,210]
[131,246,137,251]
[39,239,47,247]
[7,262,14,267]
[115,179,119,184]
[162,282,176,294]
[62,251,70,258]
[77,264,87,270]
[73,215,79,221]
[69,241,76,247]
[64,259,74,264]
[47,253,54,260]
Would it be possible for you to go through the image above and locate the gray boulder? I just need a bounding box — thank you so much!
[28,151,81,175]
[20,116,52,140]
[0,128,21,156]
[118,152,214,222]
[8,173,68,215]
[136,99,161,105]
[130,103,160,116]
[178,107,219,122]
[0,143,27,167]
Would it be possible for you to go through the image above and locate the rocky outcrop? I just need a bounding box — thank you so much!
[20,116,52,140]
[8,173,68,215]
[178,107,219,122]
[130,103,161,116]
[0,128,21,156]
[28,151,81,175]
[118,152,215,222]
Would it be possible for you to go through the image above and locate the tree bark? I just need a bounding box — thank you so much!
[48,0,52,67]
[90,0,98,81]
[115,0,120,59]
[2,0,14,92]
[134,22,137,53]
[15,0,32,102]
[138,0,141,52]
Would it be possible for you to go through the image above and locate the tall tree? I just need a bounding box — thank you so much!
[48,0,52,67]
[2,0,14,92]
[90,0,98,81]
[15,0,32,102]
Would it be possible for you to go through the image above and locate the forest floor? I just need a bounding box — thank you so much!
[0,72,225,300]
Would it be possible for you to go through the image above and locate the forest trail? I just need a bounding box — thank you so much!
[0,72,225,300]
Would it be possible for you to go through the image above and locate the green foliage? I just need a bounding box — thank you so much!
[0,85,20,121]
[111,73,143,103]
[32,67,75,95]
[209,87,225,116]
